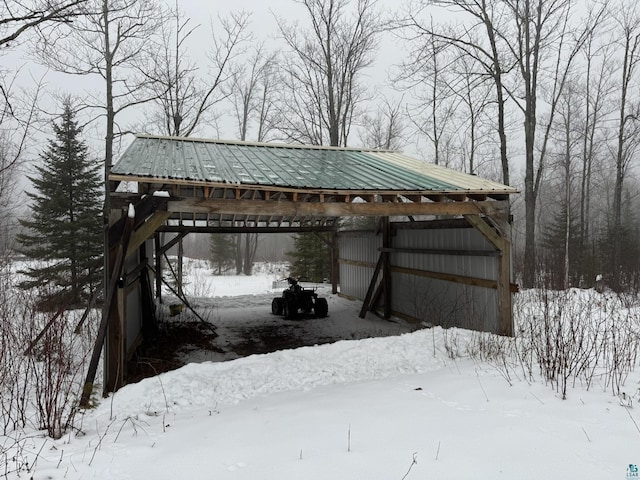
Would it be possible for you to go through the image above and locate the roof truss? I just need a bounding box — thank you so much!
[110,180,510,233]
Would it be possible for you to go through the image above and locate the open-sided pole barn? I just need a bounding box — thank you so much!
[96,134,518,397]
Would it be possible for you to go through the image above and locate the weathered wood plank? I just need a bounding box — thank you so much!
[463,213,513,336]
[359,254,384,318]
[126,211,171,258]
[168,198,498,217]
[392,265,498,290]
[379,247,500,257]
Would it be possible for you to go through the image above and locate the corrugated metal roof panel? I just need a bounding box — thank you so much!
[368,151,517,193]
[112,135,517,194]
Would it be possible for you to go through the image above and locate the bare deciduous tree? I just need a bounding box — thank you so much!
[35,0,166,189]
[145,5,251,138]
[393,0,512,184]
[401,31,459,166]
[1,0,86,130]
[0,0,86,49]
[276,0,381,147]
[577,22,615,285]
[449,54,493,176]
[228,44,280,143]
[226,44,280,275]
[399,0,604,287]
[0,1,86,257]
[359,95,406,150]
[504,0,603,287]
[610,4,640,289]
[0,73,47,262]
[141,5,250,290]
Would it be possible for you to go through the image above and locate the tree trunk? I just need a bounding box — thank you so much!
[563,108,571,290]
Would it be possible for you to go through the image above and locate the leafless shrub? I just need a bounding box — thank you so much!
[0,268,95,440]
[29,305,90,439]
[0,277,36,434]
[183,266,215,299]
[466,331,517,386]
[515,288,640,399]
[0,432,39,477]
[462,287,640,400]
[442,328,461,359]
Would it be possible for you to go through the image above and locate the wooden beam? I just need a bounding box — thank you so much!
[463,213,513,336]
[338,258,518,292]
[155,233,162,302]
[24,308,64,355]
[379,247,500,257]
[157,224,336,234]
[370,279,385,312]
[122,257,149,288]
[168,198,499,218]
[468,194,488,201]
[426,194,445,202]
[392,218,473,230]
[156,231,189,257]
[126,211,171,258]
[463,214,504,250]
[108,195,168,247]
[392,265,498,290]
[359,254,384,318]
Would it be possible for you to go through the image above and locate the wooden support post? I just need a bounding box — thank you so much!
[382,217,392,319]
[331,230,339,295]
[81,207,135,406]
[154,233,162,303]
[463,214,513,336]
[498,238,512,336]
[111,281,126,387]
[177,229,184,297]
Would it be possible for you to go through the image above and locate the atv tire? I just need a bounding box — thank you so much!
[314,297,328,318]
[271,297,284,315]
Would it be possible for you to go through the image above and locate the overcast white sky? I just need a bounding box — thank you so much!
[177,0,408,142]
[6,0,414,168]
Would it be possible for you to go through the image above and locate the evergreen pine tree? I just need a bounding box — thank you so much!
[210,234,236,275]
[17,101,103,306]
[288,233,331,283]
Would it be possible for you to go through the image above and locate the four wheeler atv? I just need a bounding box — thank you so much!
[271,277,328,319]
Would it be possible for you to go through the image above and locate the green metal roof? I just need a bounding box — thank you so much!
[111,135,517,195]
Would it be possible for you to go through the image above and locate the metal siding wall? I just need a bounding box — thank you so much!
[339,233,381,300]
[339,226,500,333]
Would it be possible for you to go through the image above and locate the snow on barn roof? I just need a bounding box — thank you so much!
[111,134,517,198]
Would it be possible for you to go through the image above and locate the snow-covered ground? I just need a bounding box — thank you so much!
[3,260,640,479]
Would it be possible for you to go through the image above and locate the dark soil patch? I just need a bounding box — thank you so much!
[228,323,336,357]
[127,321,222,383]
[127,315,343,385]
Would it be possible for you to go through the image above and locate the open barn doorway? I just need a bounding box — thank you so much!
[126,233,415,384]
